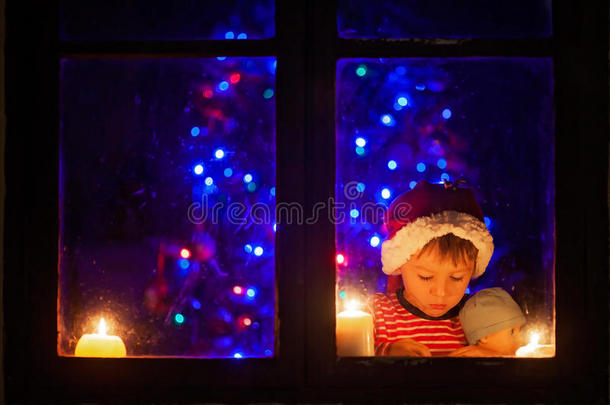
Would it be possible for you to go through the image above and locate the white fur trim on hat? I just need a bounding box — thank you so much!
[381,210,494,278]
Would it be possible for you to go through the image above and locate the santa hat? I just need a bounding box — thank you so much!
[381,179,494,278]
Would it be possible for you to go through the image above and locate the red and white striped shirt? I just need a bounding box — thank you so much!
[370,290,467,356]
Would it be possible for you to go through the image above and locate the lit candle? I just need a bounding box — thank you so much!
[336,300,374,357]
[74,318,127,358]
[516,331,555,358]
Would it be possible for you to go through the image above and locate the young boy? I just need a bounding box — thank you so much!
[372,180,494,356]
[454,287,526,357]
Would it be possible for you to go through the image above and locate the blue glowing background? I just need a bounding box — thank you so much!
[336,58,555,335]
[59,57,276,358]
[338,0,552,39]
[60,0,275,41]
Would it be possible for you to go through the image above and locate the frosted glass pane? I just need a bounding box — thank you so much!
[60,0,275,41]
[336,58,554,357]
[338,0,552,38]
[59,57,277,358]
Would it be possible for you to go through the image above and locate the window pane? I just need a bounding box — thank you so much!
[338,0,552,38]
[59,57,277,358]
[59,0,275,41]
[335,58,554,358]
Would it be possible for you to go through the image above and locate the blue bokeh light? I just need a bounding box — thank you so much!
[409,181,417,189]
[237,32,247,39]
[442,108,452,119]
[244,244,253,254]
[355,137,366,147]
[370,235,381,247]
[179,258,190,270]
[214,149,225,159]
[263,88,274,99]
[380,114,395,126]
[191,126,200,136]
[193,164,204,176]
[350,209,359,219]
[205,177,214,186]
[381,188,391,199]
[243,173,253,183]
[387,160,397,170]
[191,299,202,310]
[397,96,408,106]
[268,60,277,75]
[225,31,235,39]
[254,246,264,256]
[218,81,229,91]
[441,173,450,181]
[437,158,447,169]
[356,182,366,192]
[416,162,426,172]
[224,168,233,177]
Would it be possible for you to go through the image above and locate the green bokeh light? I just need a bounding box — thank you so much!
[356,65,367,77]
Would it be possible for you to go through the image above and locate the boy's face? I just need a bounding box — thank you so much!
[478,325,522,355]
[400,246,473,317]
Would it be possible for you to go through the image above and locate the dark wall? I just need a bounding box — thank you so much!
[1,0,6,401]
[0,2,607,405]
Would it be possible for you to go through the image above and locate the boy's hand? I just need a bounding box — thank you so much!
[447,345,501,357]
[387,339,432,357]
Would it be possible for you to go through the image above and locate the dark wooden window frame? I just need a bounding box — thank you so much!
[4,0,608,403]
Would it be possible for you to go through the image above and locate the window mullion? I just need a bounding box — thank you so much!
[306,0,339,386]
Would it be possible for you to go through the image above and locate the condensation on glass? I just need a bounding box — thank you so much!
[59,0,275,41]
[338,0,552,39]
[59,57,277,358]
[335,58,555,357]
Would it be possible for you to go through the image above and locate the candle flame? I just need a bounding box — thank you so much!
[346,299,361,312]
[516,331,543,357]
[97,318,108,335]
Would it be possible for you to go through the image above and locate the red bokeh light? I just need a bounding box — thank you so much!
[229,73,241,84]
[336,254,345,265]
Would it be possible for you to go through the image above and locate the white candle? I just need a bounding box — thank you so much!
[336,300,374,357]
[75,318,127,358]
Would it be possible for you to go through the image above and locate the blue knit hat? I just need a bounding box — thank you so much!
[459,287,526,345]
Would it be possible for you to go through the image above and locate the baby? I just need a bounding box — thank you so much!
[457,287,526,356]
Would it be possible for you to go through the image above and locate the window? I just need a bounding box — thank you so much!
[4,1,608,403]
